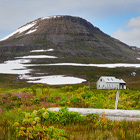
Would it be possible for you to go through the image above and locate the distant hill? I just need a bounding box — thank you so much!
[0,15,139,63]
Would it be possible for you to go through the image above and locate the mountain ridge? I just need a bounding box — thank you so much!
[0,15,139,63]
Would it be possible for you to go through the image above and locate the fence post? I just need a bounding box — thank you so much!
[115,90,120,110]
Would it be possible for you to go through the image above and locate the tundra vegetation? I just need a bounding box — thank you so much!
[0,84,140,139]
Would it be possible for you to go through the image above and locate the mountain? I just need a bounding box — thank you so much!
[130,46,140,54]
[0,15,139,63]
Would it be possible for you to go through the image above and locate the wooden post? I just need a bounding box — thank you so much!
[88,81,90,90]
[115,90,119,110]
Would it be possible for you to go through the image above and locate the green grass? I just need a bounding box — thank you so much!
[0,85,140,111]
[0,83,140,139]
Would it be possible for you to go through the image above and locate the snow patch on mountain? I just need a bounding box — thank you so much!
[30,49,54,52]
[16,55,57,59]
[41,15,64,20]
[0,21,37,41]
[25,27,38,35]
[32,63,140,68]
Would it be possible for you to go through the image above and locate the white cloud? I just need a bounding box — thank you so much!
[112,16,140,47]
[127,17,140,28]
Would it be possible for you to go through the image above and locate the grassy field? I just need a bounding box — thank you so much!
[0,85,140,139]
[0,84,140,110]
[0,67,140,139]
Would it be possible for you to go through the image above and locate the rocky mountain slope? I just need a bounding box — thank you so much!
[0,15,139,63]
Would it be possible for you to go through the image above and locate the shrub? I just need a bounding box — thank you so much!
[31,86,37,96]
[13,108,68,140]
[62,86,74,92]
[87,113,99,119]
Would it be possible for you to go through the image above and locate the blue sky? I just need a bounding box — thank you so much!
[0,0,140,47]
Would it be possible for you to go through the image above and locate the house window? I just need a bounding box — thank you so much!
[100,79,102,81]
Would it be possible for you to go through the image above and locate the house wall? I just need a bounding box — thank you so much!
[97,82,119,89]
[106,82,119,89]
[97,79,106,89]
[97,77,126,89]
[97,78,120,89]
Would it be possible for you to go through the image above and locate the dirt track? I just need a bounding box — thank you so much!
[49,107,140,121]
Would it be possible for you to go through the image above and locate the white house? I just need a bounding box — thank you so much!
[97,76,126,89]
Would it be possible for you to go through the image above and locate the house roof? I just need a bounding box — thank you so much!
[100,76,126,83]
